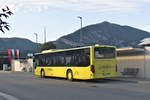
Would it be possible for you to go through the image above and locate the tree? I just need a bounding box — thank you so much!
[0,6,13,33]
[38,42,56,52]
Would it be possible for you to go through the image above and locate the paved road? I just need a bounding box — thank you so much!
[0,96,7,100]
[0,72,150,100]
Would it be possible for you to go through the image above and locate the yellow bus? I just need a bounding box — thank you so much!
[34,45,117,80]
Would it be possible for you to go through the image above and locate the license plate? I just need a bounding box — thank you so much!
[103,73,110,75]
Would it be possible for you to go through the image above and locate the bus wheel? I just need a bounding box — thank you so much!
[41,70,45,78]
[67,70,73,81]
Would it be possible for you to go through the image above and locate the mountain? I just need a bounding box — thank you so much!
[0,37,38,51]
[55,21,150,48]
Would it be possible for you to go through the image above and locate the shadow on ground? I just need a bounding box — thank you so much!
[38,76,118,84]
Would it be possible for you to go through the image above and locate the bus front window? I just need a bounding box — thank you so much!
[94,47,115,59]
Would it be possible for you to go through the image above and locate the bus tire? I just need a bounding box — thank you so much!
[41,69,45,78]
[67,70,73,81]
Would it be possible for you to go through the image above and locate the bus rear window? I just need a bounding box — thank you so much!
[94,47,115,59]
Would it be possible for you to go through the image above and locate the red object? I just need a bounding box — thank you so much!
[7,49,11,61]
[90,65,95,73]
[7,49,11,58]
[15,49,19,58]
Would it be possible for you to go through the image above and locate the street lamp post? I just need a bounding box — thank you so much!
[77,16,82,44]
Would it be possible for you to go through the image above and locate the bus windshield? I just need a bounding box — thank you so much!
[94,47,115,59]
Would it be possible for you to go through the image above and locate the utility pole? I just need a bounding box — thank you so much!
[44,26,46,43]
[34,33,38,51]
[77,16,83,45]
[34,33,38,43]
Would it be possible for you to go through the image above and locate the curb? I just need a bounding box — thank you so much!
[106,78,150,84]
[0,71,12,73]
[105,78,138,83]
[138,81,150,84]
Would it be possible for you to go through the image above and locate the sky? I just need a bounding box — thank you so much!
[0,0,150,43]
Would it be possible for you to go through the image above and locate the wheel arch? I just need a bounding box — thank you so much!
[66,69,72,75]
[40,68,44,73]
[66,69,74,80]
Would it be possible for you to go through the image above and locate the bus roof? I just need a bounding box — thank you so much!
[35,44,115,55]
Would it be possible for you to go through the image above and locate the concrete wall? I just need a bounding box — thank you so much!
[145,47,150,78]
[117,56,145,78]
[11,59,21,71]
[11,58,33,72]
[117,47,150,78]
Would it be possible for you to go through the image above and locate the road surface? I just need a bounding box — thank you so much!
[0,72,150,100]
